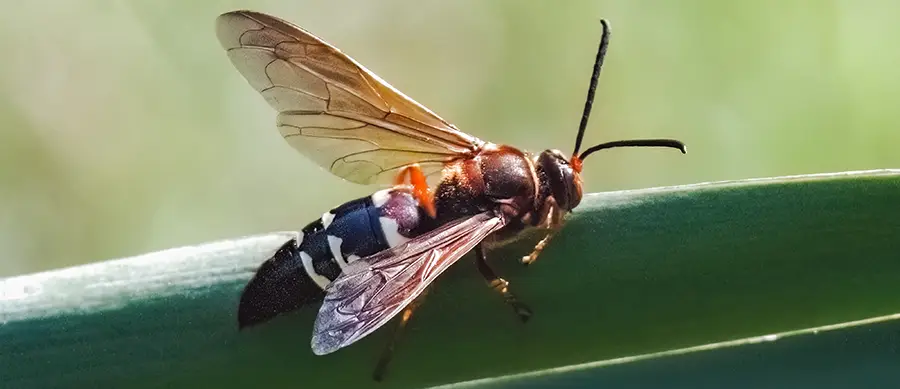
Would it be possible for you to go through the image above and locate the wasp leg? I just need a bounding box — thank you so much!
[521,199,563,266]
[520,231,557,266]
[475,244,532,322]
[394,164,436,218]
[372,293,426,382]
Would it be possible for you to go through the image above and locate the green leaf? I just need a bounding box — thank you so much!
[442,313,900,388]
[2,170,899,388]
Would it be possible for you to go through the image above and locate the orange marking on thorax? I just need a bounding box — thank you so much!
[395,165,437,218]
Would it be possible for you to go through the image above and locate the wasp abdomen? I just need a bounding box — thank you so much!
[238,187,432,329]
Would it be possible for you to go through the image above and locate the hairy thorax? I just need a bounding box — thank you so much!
[433,145,539,233]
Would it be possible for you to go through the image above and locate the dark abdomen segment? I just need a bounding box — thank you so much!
[238,186,434,329]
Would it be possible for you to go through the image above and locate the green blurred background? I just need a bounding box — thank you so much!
[1,0,897,277]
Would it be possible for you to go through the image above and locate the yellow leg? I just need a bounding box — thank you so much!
[520,231,557,266]
[475,245,532,321]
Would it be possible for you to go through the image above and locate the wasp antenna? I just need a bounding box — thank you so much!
[572,19,611,158]
[579,139,686,161]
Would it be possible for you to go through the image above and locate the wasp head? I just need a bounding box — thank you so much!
[536,149,583,212]
[548,18,685,216]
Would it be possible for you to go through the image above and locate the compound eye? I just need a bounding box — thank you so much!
[565,173,582,210]
[554,170,572,209]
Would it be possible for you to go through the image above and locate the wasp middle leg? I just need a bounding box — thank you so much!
[475,244,532,322]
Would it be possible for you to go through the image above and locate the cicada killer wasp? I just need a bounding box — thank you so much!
[216,10,686,380]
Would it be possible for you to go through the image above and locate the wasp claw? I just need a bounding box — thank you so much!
[520,255,533,266]
[514,304,533,322]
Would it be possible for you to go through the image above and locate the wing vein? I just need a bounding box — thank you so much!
[216,10,486,185]
[310,212,507,355]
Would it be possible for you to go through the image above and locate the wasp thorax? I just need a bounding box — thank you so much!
[537,150,583,211]
[478,147,536,215]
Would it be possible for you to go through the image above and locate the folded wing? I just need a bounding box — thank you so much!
[311,211,507,355]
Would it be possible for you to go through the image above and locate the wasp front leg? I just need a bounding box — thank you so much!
[521,199,564,266]
[394,164,436,218]
[520,232,558,266]
[475,244,532,322]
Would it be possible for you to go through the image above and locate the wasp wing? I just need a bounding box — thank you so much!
[310,211,507,355]
[216,10,486,185]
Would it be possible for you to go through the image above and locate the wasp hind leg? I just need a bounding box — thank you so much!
[372,293,427,382]
[475,244,533,322]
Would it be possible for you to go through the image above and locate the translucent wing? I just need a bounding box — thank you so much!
[216,10,486,185]
[311,212,507,355]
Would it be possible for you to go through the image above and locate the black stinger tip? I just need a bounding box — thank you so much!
[236,238,321,330]
[238,284,281,330]
[237,274,296,331]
